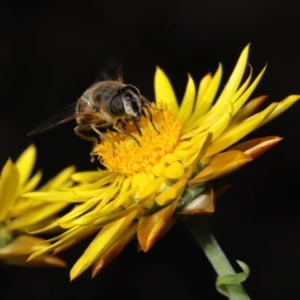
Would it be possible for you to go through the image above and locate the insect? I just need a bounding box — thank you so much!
[28,60,158,146]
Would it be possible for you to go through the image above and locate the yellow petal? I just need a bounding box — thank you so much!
[230,66,266,116]
[194,73,213,114]
[70,210,137,280]
[41,165,76,191]
[15,144,36,187]
[131,172,152,199]
[204,102,278,157]
[230,136,282,159]
[193,64,222,119]
[0,159,19,221]
[209,112,232,141]
[154,66,179,114]
[214,44,250,107]
[162,161,185,179]
[21,254,67,268]
[79,200,142,227]
[213,65,265,118]
[8,202,68,231]
[178,73,196,124]
[92,224,137,278]
[155,177,187,206]
[161,153,181,163]
[22,191,85,202]
[57,201,97,225]
[0,235,49,256]
[189,150,252,185]
[151,161,165,177]
[21,170,42,193]
[230,95,267,126]
[258,95,300,127]
[71,170,112,182]
[138,200,176,252]
[0,235,66,268]
[28,225,97,258]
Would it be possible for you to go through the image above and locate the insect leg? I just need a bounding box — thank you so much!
[140,96,160,134]
[90,123,111,141]
[132,118,142,136]
[74,124,99,143]
[113,120,141,146]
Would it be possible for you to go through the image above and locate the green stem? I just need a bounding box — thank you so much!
[184,216,250,300]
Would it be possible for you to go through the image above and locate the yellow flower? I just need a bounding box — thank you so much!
[25,45,299,280]
[0,145,75,267]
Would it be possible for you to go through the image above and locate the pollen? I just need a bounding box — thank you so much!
[92,106,182,175]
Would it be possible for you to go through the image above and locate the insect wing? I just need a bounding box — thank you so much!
[28,100,96,135]
[96,58,123,83]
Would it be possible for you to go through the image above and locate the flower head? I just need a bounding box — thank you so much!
[25,45,299,280]
[0,145,75,267]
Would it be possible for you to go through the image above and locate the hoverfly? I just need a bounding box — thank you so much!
[28,60,158,145]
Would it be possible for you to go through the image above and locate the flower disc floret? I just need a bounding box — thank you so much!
[93,106,182,176]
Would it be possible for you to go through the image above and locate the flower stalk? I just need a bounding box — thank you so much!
[184,216,250,300]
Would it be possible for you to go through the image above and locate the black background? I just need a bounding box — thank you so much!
[1,1,300,299]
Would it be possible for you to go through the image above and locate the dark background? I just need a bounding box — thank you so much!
[1,1,300,299]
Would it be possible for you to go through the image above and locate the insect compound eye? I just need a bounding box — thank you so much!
[124,92,134,102]
[130,97,139,113]
[119,85,142,118]
[110,95,125,116]
[121,91,141,113]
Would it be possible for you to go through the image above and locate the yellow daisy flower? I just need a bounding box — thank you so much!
[0,145,75,267]
[25,45,299,280]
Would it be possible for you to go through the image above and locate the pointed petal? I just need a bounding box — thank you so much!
[195,73,213,112]
[8,202,68,231]
[138,200,176,252]
[204,102,278,157]
[21,170,42,193]
[21,254,67,268]
[258,95,300,127]
[22,191,85,202]
[209,112,232,141]
[154,67,179,114]
[53,227,98,255]
[214,44,250,106]
[155,177,187,206]
[56,201,97,225]
[83,201,142,227]
[15,144,36,187]
[92,224,137,277]
[213,65,266,117]
[131,172,153,199]
[70,210,137,280]
[71,170,112,182]
[28,225,97,258]
[0,159,19,221]
[162,161,185,179]
[41,166,76,191]
[230,136,282,159]
[231,66,266,116]
[178,73,196,124]
[0,235,46,256]
[194,64,222,118]
[0,235,67,267]
[230,95,267,126]
[189,150,252,185]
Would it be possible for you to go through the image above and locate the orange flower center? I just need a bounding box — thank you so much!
[92,106,181,175]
